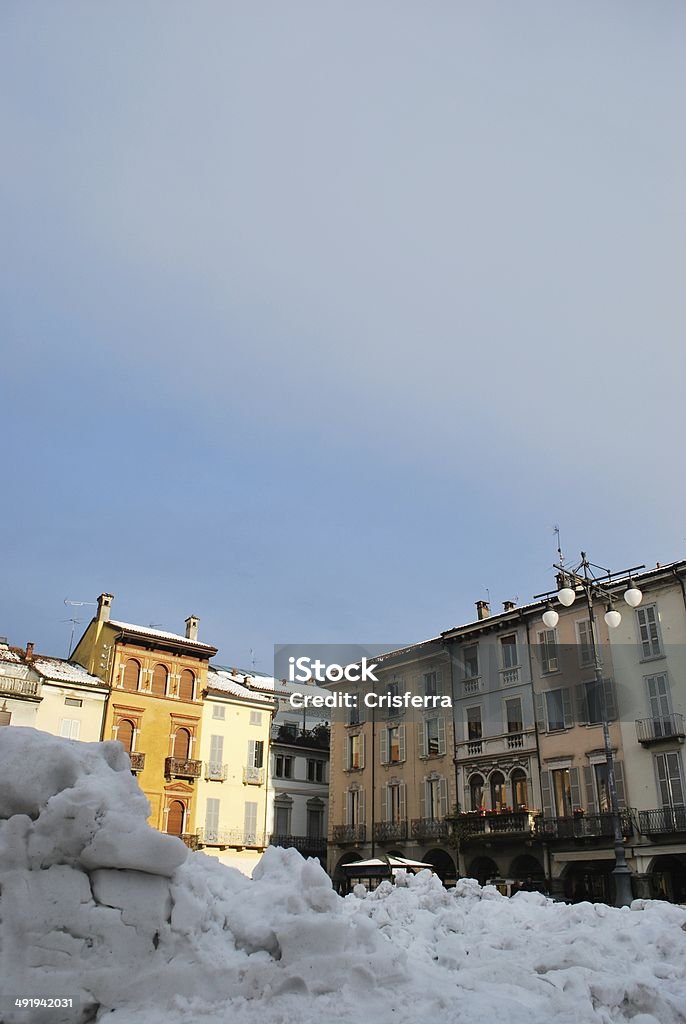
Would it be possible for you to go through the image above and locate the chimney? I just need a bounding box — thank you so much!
[503,600,516,612]
[97,593,113,623]
[25,641,34,661]
[475,600,490,620]
[185,615,199,642]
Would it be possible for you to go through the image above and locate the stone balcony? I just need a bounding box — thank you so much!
[243,766,265,785]
[636,714,685,746]
[0,676,41,699]
[164,756,202,780]
[455,729,536,761]
[205,761,228,781]
[411,817,450,842]
[197,827,266,848]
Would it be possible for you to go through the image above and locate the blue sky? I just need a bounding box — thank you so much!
[2,3,685,669]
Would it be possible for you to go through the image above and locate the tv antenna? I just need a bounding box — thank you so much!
[552,525,566,566]
[249,648,260,671]
[63,599,97,657]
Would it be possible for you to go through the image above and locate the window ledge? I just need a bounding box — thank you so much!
[639,654,666,664]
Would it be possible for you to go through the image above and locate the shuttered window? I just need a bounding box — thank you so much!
[205,798,220,839]
[637,605,662,659]
[178,669,195,701]
[167,800,185,835]
[244,801,258,842]
[248,739,264,768]
[59,718,80,739]
[123,659,140,692]
[151,664,168,696]
[173,728,191,759]
[117,719,135,752]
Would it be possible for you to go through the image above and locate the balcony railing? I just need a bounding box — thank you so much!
[197,827,267,848]
[500,666,521,686]
[506,733,524,750]
[164,756,202,779]
[454,811,535,837]
[243,766,265,785]
[636,715,685,746]
[638,807,686,834]
[205,761,228,781]
[0,676,40,698]
[463,676,482,695]
[332,824,366,844]
[374,820,408,842]
[129,751,145,772]
[535,810,634,841]
[455,730,537,760]
[466,740,483,756]
[411,817,449,842]
[181,833,200,851]
[269,834,327,855]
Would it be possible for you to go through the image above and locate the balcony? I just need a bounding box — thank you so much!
[636,715,685,746]
[455,730,537,761]
[332,824,366,844]
[454,811,535,839]
[638,807,686,835]
[0,676,41,699]
[499,666,521,687]
[129,751,145,773]
[197,827,266,848]
[411,817,449,842]
[269,834,327,856]
[535,810,634,841]
[463,676,482,695]
[205,761,228,781]
[181,833,200,851]
[164,756,202,780]
[243,766,265,785]
[374,820,408,843]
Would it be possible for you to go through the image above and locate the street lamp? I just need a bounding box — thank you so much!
[536,552,645,908]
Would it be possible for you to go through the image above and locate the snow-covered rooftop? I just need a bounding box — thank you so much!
[206,667,275,705]
[109,620,217,653]
[0,644,23,663]
[33,657,108,689]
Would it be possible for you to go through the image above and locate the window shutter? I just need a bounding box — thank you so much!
[244,801,258,839]
[151,664,168,695]
[540,770,553,816]
[248,739,256,768]
[569,767,582,811]
[167,800,184,836]
[534,692,547,731]
[380,728,389,765]
[614,760,626,808]
[359,733,365,769]
[419,779,427,820]
[583,766,597,813]
[205,798,220,835]
[434,669,444,696]
[562,688,573,728]
[118,719,134,753]
[174,728,190,759]
[345,790,351,825]
[574,684,587,724]
[417,720,427,758]
[398,724,406,763]
[438,776,448,818]
[437,716,446,755]
[603,679,618,721]
[254,740,264,768]
[345,737,351,771]
[210,735,224,764]
[357,700,366,724]
[399,782,407,822]
[179,669,195,701]
[123,659,140,692]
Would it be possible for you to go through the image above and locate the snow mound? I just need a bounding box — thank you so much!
[1,729,686,1024]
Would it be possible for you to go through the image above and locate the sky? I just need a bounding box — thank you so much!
[1,2,685,670]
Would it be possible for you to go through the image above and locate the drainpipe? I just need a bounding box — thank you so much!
[370,689,376,859]
[672,567,686,615]
[523,612,550,887]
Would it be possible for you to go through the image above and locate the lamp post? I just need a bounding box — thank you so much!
[536,553,644,908]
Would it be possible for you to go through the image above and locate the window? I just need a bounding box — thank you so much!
[511,768,528,809]
[280,721,298,739]
[178,669,195,701]
[167,800,185,836]
[466,706,482,741]
[307,805,324,838]
[384,781,406,823]
[348,703,360,726]
[274,803,291,836]
[637,605,663,659]
[419,716,446,757]
[538,630,558,673]
[423,671,438,697]
[594,762,610,813]
[249,710,263,726]
[274,755,293,779]
[490,771,507,811]
[386,681,401,717]
[59,718,80,740]
[655,752,685,810]
[575,620,595,669]
[117,719,135,753]
[173,727,191,759]
[506,698,522,735]
[346,787,364,826]
[151,664,168,696]
[426,717,441,755]
[307,759,324,783]
[244,801,258,843]
[578,678,617,725]
[462,644,479,680]
[500,635,518,669]
[551,768,573,817]
[646,674,672,734]
[122,659,140,692]
[205,798,220,840]
[212,704,226,720]
[347,733,364,770]
[424,775,448,820]
[380,724,405,765]
[248,739,264,769]
[545,688,570,731]
[64,697,82,707]
[208,735,224,778]
[469,774,484,812]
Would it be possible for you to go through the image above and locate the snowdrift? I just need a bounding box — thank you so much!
[1,728,685,1024]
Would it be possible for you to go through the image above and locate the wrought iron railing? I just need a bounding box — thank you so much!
[374,820,408,842]
[535,809,634,840]
[129,751,145,772]
[411,817,449,842]
[332,824,366,844]
[164,756,202,779]
[181,833,199,850]
[269,834,327,855]
[638,806,686,834]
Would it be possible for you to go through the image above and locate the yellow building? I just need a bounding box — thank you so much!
[194,666,275,875]
[71,593,217,843]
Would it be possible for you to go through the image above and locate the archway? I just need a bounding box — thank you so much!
[166,800,185,836]
[647,854,686,903]
[466,855,499,885]
[173,728,191,760]
[422,848,456,884]
[509,854,545,891]
[333,852,363,895]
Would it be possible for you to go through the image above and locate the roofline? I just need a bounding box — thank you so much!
[109,622,218,655]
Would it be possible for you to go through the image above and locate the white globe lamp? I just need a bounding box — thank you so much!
[557,586,576,607]
[542,605,559,629]
[624,580,642,608]
[604,607,622,629]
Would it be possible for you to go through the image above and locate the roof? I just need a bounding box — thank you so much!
[33,657,108,689]
[0,644,23,664]
[108,620,218,654]
[206,667,275,706]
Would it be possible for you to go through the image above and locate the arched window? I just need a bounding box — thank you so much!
[469,773,484,812]
[173,727,191,760]
[178,669,195,701]
[151,664,168,696]
[117,719,135,753]
[490,771,507,811]
[167,800,185,836]
[122,658,140,691]
[511,768,528,810]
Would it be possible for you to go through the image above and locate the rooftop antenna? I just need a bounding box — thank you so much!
[63,599,97,657]
[249,648,260,671]
[61,617,82,657]
[553,525,566,567]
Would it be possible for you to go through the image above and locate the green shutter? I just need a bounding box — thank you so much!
[540,770,553,816]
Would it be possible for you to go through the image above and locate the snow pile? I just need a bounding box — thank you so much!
[1,729,686,1024]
